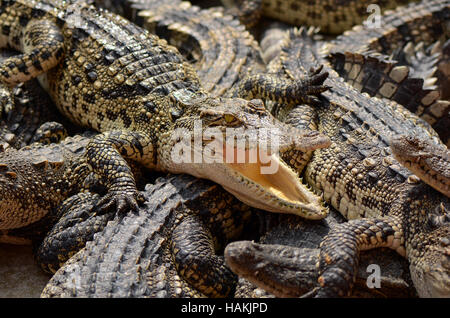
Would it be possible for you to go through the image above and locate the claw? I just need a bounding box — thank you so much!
[94,189,142,215]
[309,65,324,76]
[304,96,322,107]
[309,71,329,86]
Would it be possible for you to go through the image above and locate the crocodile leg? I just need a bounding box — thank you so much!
[0,19,64,86]
[0,18,64,115]
[236,66,329,106]
[171,213,237,298]
[30,121,68,145]
[279,104,320,173]
[85,130,153,213]
[316,216,405,297]
[35,192,114,274]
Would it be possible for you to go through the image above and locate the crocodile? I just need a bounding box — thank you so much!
[0,132,98,244]
[220,0,419,34]
[93,0,266,98]
[223,26,450,297]
[226,209,417,298]
[436,39,450,101]
[325,0,450,144]
[0,49,80,149]
[129,0,266,98]
[0,126,158,269]
[41,174,257,298]
[390,134,450,198]
[0,0,331,218]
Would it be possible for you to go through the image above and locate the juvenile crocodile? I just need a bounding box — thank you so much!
[390,134,450,198]
[94,0,266,98]
[220,0,419,34]
[226,209,417,298]
[325,0,450,144]
[0,0,330,218]
[0,49,79,149]
[0,132,97,244]
[41,174,256,298]
[224,27,450,297]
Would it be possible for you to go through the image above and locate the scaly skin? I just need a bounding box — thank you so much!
[41,174,254,298]
[130,0,266,97]
[390,134,450,198]
[0,129,151,269]
[225,27,450,297]
[221,0,419,34]
[0,0,330,218]
[0,133,94,244]
[225,209,416,298]
[286,28,450,298]
[0,49,79,149]
[87,0,319,173]
[325,0,450,144]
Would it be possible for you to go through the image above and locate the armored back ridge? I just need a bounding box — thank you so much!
[224,25,450,297]
[41,174,255,298]
[0,0,331,217]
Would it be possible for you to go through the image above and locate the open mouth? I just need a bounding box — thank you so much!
[222,146,327,219]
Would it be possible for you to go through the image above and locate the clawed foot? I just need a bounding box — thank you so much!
[31,121,68,144]
[296,65,330,106]
[94,188,145,215]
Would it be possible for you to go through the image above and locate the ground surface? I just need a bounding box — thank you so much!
[0,244,51,298]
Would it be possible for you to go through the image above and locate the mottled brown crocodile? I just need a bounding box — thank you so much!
[226,209,417,298]
[325,0,449,144]
[220,0,419,34]
[41,174,257,298]
[0,0,330,218]
[0,133,96,244]
[224,26,450,297]
[390,134,450,198]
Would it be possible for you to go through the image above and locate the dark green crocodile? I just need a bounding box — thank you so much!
[224,25,450,298]
[0,0,330,218]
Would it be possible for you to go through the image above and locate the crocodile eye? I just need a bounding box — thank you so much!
[224,113,238,124]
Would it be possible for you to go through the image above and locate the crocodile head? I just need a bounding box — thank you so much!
[407,190,450,298]
[409,225,450,298]
[390,134,449,197]
[160,94,330,219]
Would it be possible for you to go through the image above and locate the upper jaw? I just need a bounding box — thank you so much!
[411,268,450,298]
